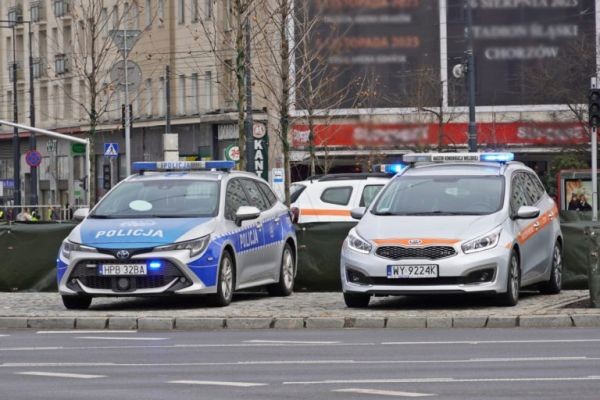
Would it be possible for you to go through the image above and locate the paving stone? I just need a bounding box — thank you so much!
[386,317,427,329]
[427,317,453,328]
[571,315,600,328]
[273,318,305,329]
[519,315,573,328]
[305,317,345,329]
[226,318,273,329]
[138,318,174,330]
[175,318,224,330]
[76,317,108,329]
[453,317,488,328]
[0,317,28,329]
[28,317,75,330]
[486,316,518,328]
[108,317,138,330]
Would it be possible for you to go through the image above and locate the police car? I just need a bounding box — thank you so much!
[57,161,297,309]
[290,173,392,224]
[341,153,562,307]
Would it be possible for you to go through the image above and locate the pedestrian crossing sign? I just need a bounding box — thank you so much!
[104,143,119,157]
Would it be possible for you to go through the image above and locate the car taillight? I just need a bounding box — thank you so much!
[290,207,299,224]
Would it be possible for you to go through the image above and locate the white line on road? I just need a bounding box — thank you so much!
[76,336,168,341]
[381,339,600,345]
[0,357,592,369]
[334,388,435,397]
[16,371,105,379]
[244,340,340,345]
[169,380,267,387]
[37,330,138,334]
[284,376,600,385]
[0,335,8,337]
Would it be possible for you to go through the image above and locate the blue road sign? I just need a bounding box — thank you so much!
[104,143,119,157]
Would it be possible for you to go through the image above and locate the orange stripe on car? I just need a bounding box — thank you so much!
[300,209,351,217]
[373,238,460,246]
[517,207,556,245]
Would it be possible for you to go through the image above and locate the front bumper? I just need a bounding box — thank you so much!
[57,249,219,296]
[340,244,511,295]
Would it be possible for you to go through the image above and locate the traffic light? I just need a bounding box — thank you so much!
[589,88,600,128]
[103,164,111,190]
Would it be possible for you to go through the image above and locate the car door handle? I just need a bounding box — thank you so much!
[256,222,263,230]
[549,212,554,220]
[533,222,540,230]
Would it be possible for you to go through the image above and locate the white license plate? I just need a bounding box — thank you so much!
[387,265,438,279]
[99,264,147,276]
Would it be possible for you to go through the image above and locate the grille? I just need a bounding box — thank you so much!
[376,246,456,260]
[69,259,183,291]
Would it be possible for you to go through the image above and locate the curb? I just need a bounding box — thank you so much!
[0,314,597,330]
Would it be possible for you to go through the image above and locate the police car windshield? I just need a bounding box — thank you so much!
[91,180,219,218]
[372,175,504,216]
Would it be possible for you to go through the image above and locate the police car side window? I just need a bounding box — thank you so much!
[321,186,353,206]
[526,173,546,202]
[257,181,277,208]
[241,179,269,211]
[510,174,530,215]
[225,179,250,220]
[523,173,542,204]
[360,185,384,207]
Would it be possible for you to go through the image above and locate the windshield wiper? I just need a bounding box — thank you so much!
[371,210,396,216]
[88,214,113,219]
[404,211,483,216]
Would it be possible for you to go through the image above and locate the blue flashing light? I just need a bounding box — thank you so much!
[148,260,163,270]
[373,164,406,174]
[480,153,514,163]
[132,160,235,172]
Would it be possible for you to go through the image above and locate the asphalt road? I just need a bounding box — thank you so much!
[0,328,599,399]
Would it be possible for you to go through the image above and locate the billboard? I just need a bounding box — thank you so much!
[298,0,440,109]
[446,0,596,106]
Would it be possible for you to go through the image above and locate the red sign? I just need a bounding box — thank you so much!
[25,150,42,167]
[291,122,588,148]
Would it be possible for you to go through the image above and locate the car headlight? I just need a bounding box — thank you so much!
[154,235,210,257]
[60,240,97,259]
[462,227,502,254]
[346,230,372,254]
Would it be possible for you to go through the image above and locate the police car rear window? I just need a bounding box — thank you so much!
[91,180,220,218]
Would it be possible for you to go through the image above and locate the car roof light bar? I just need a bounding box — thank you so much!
[372,164,407,174]
[402,152,514,164]
[132,160,235,173]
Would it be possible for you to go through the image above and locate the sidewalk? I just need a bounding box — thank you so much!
[0,290,598,330]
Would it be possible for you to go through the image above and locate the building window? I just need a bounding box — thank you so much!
[55,54,68,75]
[205,0,212,19]
[158,77,165,116]
[190,73,198,114]
[178,0,185,24]
[178,75,186,115]
[145,78,153,116]
[40,86,48,121]
[145,0,152,27]
[53,0,69,18]
[32,58,43,79]
[101,8,108,36]
[131,2,140,29]
[191,0,199,22]
[205,71,213,111]
[8,5,23,26]
[158,0,165,25]
[64,82,72,120]
[30,2,45,23]
[111,5,118,30]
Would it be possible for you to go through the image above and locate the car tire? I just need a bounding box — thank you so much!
[267,243,295,297]
[343,292,371,308]
[207,251,235,307]
[540,241,562,295]
[496,250,520,307]
[61,295,92,310]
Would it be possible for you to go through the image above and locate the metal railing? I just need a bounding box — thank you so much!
[0,204,88,224]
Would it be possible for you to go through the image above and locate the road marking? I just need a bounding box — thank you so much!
[169,380,267,387]
[0,357,592,369]
[16,371,105,379]
[37,330,138,334]
[284,376,600,385]
[244,340,340,345]
[76,336,168,341]
[334,388,434,397]
[0,335,8,337]
[381,339,600,345]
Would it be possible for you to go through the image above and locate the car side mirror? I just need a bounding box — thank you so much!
[73,208,89,222]
[235,206,261,226]
[515,206,540,220]
[351,207,366,220]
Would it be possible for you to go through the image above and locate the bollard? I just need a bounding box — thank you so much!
[586,226,600,308]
